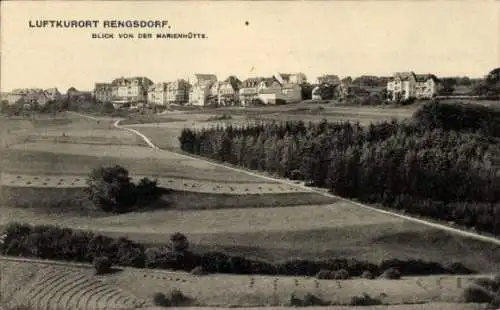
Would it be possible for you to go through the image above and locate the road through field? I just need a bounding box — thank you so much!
[67,111,500,246]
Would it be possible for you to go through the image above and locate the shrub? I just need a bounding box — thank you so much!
[361,270,375,279]
[93,256,112,275]
[315,269,333,280]
[169,232,189,253]
[302,293,329,306]
[332,269,350,280]
[135,177,160,205]
[379,268,401,280]
[167,289,190,306]
[152,292,170,307]
[473,277,500,292]
[85,165,136,213]
[462,284,496,303]
[350,293,383,306]
[152,289,190,306]
[290,293,329,307]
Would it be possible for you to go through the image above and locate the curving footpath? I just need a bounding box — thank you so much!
[68,111,500,246]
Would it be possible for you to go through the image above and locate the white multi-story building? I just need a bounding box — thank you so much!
[387,72,439,101]
[110,77,153,104]
[188,74,217,106]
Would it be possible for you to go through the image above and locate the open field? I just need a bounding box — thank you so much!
[121,103,420,149]
[2,201,499,272]
[0,258,493,309]
[1,139,286,184]
[107,268,488,307]
[2,111,500,309]
[0,113,145,149]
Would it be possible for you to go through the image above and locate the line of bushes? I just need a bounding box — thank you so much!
[178,102,500,235]
[0,222,475,277]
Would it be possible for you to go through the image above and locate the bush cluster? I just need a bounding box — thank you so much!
[1,223,476,278]
[85,165,162,213]
[93,256,112,275]
[462,276,500,308]
[179,102,500,235]
[350,293,383,306]
[153,289,190,307]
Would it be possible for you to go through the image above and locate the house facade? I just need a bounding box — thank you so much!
[239,78,262,106]
[93,83,113,103]
[165,79,190,104]
[7,88,57,106]
[275,72,307,85]
[148,83,169,106]
[387,72,439,101]
[110,77,153,104]
[239,75,303,105]
[209,76,242,106]
[147,79,190,106]
[188,74,217,106]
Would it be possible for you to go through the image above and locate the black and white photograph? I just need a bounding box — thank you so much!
[0,1,499,309]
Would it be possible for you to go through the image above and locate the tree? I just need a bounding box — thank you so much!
[169,232,189,253]
[300,82,314,100]
[85,165,136,213]
[438,78,456,96]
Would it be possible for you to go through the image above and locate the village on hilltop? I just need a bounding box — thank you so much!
[3,71,449,109]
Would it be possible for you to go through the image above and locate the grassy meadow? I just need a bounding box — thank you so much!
[0,259,493,309]
[1,107,500,310]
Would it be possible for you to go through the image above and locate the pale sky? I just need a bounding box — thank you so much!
[1,1,499,92]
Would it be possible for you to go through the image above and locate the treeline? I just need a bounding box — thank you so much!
[0,223,474,277]
[414,102,500,137]
[179,102,500,235]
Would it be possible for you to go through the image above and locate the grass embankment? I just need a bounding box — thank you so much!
[0,185,334,217]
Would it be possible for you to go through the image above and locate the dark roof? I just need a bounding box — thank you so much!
[111,77,153,86]
[261,77,279,87]
[415,74,439,82]
[224,76,242,90]
[392,72,415,81]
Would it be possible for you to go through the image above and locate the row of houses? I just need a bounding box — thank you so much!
[93,72,308,107]
[4,71,440,107]
[6,88,62,106]
[5,87,94,106]
[311,72,440,101]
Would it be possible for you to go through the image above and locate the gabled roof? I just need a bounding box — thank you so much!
[260,77,281,87]
[392,72,415,81]
[241,77,265,88]
[415,74,439,83]
[193,74,217,84]
[318,74,340,81]
[111,77,153,86]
